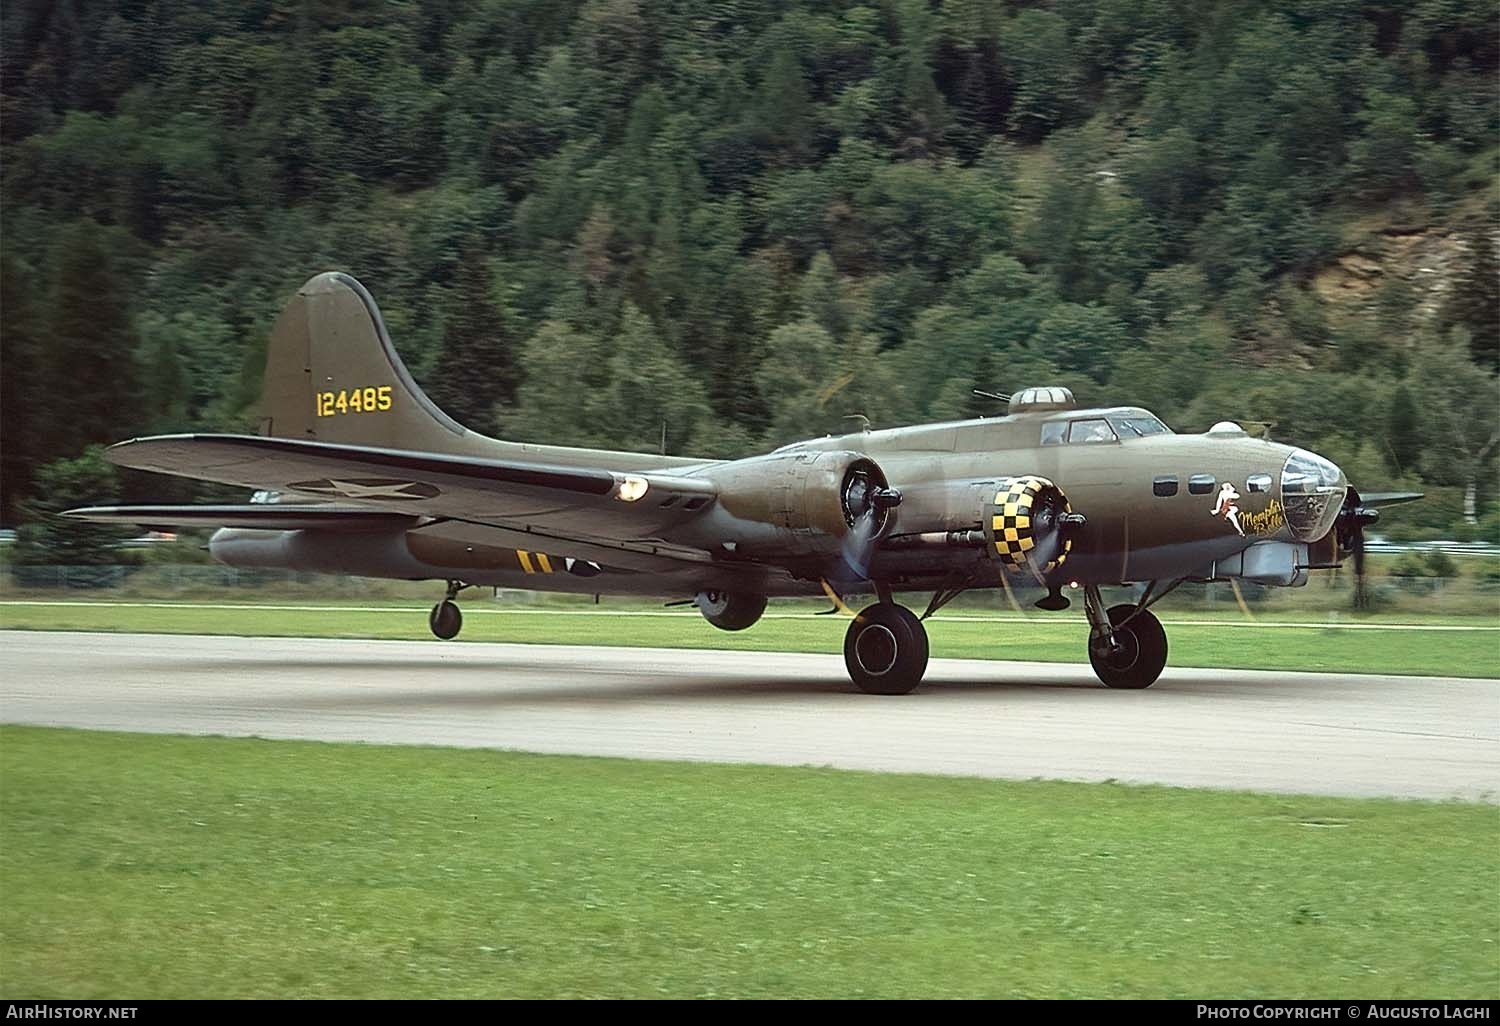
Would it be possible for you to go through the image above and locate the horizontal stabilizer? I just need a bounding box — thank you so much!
[62,505,420,532]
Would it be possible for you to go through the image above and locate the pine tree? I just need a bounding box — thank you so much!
[756,47,812,160]
[896,0,949,156]
[797,252,854,340]
[596,304,709,454]
[497,321,608,448]
[424,251,516,433]
[1,255,43,522]
[138,328,188,433]
[1443,231,1500,372]
[1386,384,1420,476]
[43,221,141,459]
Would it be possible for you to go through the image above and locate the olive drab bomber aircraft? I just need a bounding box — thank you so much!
[68,272,1420,694]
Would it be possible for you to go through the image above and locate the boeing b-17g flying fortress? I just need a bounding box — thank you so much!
[69,272,1420,695]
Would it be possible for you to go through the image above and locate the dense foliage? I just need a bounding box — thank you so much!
[7,446,136,586]
[2,0,1496,533]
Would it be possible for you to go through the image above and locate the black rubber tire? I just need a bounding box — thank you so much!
[1088,604,1167,689]
[429,600,463,640]
[889,604,930,683]
[843,603,928,695]
[695,590,768,631]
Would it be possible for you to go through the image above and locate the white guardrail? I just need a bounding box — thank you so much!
[1364,538,1500,558]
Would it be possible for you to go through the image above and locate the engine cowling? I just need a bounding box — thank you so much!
[983,476,1078,577]
[706,450,898,559]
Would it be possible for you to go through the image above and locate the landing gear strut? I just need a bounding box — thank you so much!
[843,596,929,695]
[429,579,469,640]
[1082,584,1168,689]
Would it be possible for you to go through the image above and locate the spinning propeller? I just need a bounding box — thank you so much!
[835,464,902,584]
[1335,487,1381,608]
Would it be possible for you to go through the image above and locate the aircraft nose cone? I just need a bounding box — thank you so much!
[1281,449,1345,541]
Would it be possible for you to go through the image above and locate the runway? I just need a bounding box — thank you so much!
[2,631,1496,800]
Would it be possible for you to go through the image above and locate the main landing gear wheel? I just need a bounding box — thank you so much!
[843,603,929,695]
[1088,604,1167,690]
[695,590,768,631]
[429,600,462,640]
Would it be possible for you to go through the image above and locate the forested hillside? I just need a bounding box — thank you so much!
[2,0,1496,534]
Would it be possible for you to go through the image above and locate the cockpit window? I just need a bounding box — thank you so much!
[1108,414,1170,438]
[1040,422,1067,446]
[1067,418,1117,444]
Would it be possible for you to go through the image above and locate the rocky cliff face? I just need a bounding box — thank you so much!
[1312,217,1494,325]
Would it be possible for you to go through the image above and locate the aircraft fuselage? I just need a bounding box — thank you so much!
[209,404,1345,597]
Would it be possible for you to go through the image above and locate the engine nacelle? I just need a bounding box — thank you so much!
[703,450,897,559]
[983,476,1079,577]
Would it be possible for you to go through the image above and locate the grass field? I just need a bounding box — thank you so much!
[2,599,1497,677]
[1,726,1496,999]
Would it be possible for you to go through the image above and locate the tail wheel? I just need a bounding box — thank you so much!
[844,603,929,695]
[1089,605,1167,689]
[429,600,462,640]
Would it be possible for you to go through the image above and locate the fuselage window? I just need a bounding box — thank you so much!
[1040,422,1066,446]
[1247,473,1273,493]
[1067,418,1117,444]
[1188,474,1215,495]
[1153,476,1179,497]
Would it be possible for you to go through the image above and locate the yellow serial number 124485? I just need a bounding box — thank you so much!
[316,386,393,417]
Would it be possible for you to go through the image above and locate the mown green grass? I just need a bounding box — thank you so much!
[1,726,1496,999]
[1,600,1496,677]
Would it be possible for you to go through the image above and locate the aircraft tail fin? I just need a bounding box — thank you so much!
[260,272,470,452]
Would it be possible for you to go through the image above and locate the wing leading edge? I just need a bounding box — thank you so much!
[63,505,419,532]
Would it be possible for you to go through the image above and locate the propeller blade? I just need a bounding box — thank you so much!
[1352,522,1368,610]
[1357,491,1425,508]
[997,564,1029,615]
[1025,529,1063,586]
[833,470,901,585]
[839,507,881,582]
[1336,486,1379,611]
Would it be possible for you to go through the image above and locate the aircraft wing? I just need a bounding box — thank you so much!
[62,505,419,532]
[96,433,720,563]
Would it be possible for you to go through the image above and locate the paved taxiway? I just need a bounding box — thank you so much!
[2,631,1496,800]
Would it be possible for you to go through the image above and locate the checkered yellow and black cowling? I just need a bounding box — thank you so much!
[985,476,1073,576]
